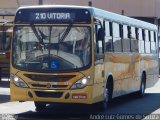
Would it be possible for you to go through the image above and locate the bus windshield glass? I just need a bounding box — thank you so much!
[13,25,91,72]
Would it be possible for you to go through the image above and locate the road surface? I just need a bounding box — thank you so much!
[0,78,160,120]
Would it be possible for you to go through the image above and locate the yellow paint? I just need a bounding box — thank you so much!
[104,53,158,97]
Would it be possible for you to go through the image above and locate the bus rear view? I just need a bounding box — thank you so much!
[10,6,94,111]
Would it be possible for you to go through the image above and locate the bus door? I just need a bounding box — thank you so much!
[93,19,105,100]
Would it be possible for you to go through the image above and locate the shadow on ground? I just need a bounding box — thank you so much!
[0,81,10,88]
[0,94,10,104]
[0,81,10,103]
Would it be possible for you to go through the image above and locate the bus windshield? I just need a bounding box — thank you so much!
[13,25,91,72]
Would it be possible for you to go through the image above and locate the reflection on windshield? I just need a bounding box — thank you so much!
[13,25,91,72]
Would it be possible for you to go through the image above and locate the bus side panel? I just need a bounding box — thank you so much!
[143,54,159,88]
[104,53,140,98]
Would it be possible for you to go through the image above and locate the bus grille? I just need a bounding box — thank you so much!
[24,74,75,82]
[35,91,63,98]
[31,83,68,89]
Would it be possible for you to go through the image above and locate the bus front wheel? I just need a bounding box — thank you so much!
[95,79,113,111]
[34,102,46,112]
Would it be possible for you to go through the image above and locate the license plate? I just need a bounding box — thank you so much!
[72,94,87,99]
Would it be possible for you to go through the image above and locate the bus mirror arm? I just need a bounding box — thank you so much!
[97,28,105,41]
[96,54,104,60]
[95,54,104,65]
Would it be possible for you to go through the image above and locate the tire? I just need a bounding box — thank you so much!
[137,74,146,97]
[106,80,113,102]
[34,102,46,112]
[95,80,113,111]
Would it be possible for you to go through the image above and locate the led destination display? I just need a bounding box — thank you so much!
[34,12,72,20]
[15,8,91,24]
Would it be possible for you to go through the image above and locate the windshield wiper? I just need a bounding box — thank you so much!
[30,24,44,46]
[59,22,73,43]
[57,22,73,53]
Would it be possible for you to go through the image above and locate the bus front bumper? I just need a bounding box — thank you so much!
[10,84,94,104]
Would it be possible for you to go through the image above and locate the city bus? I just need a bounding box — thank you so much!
[0,22,13,80]
[10,5,159,111]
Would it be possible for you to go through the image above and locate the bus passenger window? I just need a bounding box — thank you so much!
[113,23,122,52]
[119,24,123,38]
[154,32,157,53]
[138,28,145,53]
[105,21,113,52]
[145,30,151,53]
[127,26,131,38]
[151,31,156,53]
[131,27,138,52]
[122,25,130,52]
[142,29,145,41]
[154,32,157,42]
[142,29,146,53]
[135,28,139,40]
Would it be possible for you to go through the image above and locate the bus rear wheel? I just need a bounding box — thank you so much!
[34,102,46,112]
[137,74,146,97]
[106,80,113,102]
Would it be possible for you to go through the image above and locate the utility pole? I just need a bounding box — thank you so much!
[88,1,92,6]
[39,0,43,5]
[121,10,124,15]
[16,0,20,7]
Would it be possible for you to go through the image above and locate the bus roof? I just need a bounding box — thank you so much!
[17,5,91,10]
[16,5,157,31]
[92,7,157,31]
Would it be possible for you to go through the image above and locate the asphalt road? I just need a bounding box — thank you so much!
[0,78,160,120]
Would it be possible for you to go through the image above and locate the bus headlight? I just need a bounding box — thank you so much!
[11,74,29,88]
[70,77,90,89]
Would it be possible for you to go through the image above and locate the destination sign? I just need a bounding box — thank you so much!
[15,8,91,24]
[32,12,74,20]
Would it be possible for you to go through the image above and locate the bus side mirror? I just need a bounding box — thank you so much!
[97,28,105,41]
[97,28,105,54]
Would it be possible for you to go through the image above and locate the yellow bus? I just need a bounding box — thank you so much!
[10,5,159,111]
[0,22,13,80]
